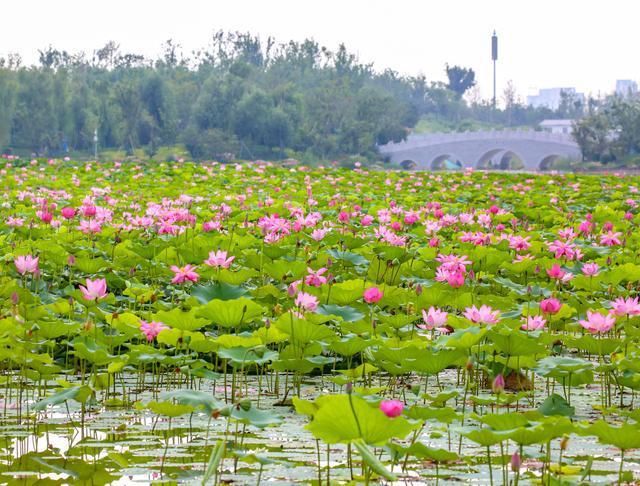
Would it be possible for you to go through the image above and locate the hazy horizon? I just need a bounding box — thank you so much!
[2,0,638,102]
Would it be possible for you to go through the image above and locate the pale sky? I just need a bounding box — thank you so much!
[2,0,638,101]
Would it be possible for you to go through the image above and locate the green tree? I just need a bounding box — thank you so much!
[573,113,612,162]
[445,64,476,98]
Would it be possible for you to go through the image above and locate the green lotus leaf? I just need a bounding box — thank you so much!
[273,314,336,344]
[404,442,459,462]
[327,249,369,267]
[305,394,418,445]
[153,307,208,331]
[217,346,278,366]
[326,279,366,305]
[317,304,364,322]
[538,393,575,417]
[147,400,195,417]
[160,390,225,415]
[196,298,265,328]
[34,385,92,411]
[191,282,248,303]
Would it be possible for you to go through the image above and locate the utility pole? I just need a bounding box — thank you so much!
[492,31,498,110]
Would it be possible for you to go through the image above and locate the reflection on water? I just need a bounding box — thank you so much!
[0,372,636,484]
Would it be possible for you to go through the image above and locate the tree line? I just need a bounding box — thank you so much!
[0,31,565,161]
[573,96,640,164]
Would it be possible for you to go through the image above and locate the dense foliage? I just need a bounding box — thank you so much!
[573,96,640,164]
[0,32,563,162]
[2,157,640,483]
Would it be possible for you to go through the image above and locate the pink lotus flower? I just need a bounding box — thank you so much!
[305,267,328,287]
[379,399,404,418]
[204,250,235,269]
[611,297,640,317]
[363,287,383,304]
[521,315,546,331]
[404,211,420,225]
[581,263,600,276]
[202,220,221,232]
[14,255,39,275]
[78,219,102,234]
[546,264,573,282]
[294,292,319,312]
[38,211,53,224]
[7,216,25,227]
[435,267,466,288]
[338,211,350,223]
[578,220,593,234]
[463,305,500,325]
[436,254,472,273]
[578,220,594,235]
[79,278,108,301]
[420,307,448,330]
[600,231,622,246]
[140,320,169,341]
[82,204,97,217]
[540,298,562,315]
[287,279,302,297]
[61,207,76,219]
[170,264,199,284]
[548,240,578,260]
[310,228,329,241]
[360,215,374,226]
[579,311,616,334]
[508,235,531,252]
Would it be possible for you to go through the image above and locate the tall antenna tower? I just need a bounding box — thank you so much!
[492,31,498,109]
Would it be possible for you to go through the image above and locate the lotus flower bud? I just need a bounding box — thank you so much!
[379,399,404,418]
[492,374,505,394]
[510,451,521,472]
[465,358,474,372]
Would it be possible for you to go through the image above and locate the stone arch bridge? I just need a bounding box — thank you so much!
[378,130,582,170]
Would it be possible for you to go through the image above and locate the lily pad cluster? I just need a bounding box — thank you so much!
[2,157,640,483]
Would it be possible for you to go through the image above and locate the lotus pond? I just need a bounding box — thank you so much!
[2,159,640,484]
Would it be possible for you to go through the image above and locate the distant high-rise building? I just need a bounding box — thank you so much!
[527,87,585,110]
[615,80,638,97]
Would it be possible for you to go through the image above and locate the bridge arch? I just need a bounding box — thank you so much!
[498,150,525,170]
[539,154,562,171]
[431,154,463,171]
[476,148,505,169]
[399,159,418,170]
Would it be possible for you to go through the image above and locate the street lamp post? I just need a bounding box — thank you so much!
[93,128,98,161]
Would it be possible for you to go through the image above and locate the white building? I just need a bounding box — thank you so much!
[616,80,638,97]
[539,119,574,135]
[527,88,585,110]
